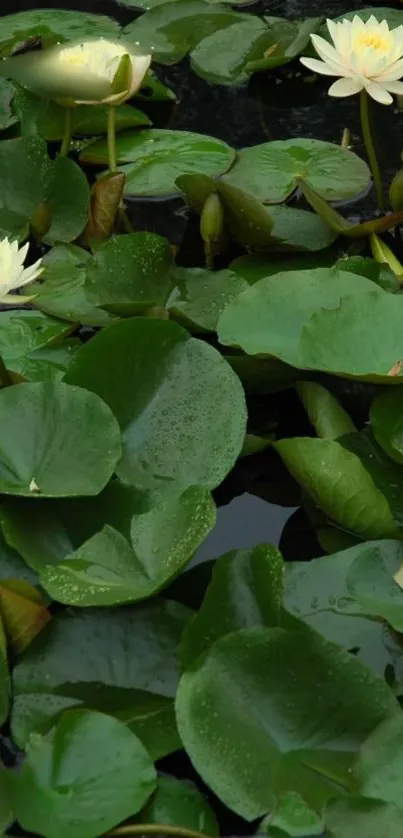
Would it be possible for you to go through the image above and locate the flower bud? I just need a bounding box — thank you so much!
[200,191,224,270]
[389,168,403,211]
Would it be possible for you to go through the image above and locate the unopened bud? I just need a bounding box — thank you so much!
[389,168,403,211]
[200,191,224,270]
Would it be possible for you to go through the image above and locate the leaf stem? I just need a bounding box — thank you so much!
[359,89,384,210]
[107,106,117,173]
[107,825,213,838]
[60,107,73,157]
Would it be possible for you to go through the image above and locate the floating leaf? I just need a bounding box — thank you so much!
[176,625,398,820]
[65,318,246,502]
[180,545,284,667]
[168,267,248,333]
[12,599,192,759]
[0,136,89,244]
[11,709,157,838]
[218,267,379,357]
[137,775,219,835]
[370,389,403,465]
[259,792,324,837]
[32,245,115,327]
[352,713,403,808]
[0,380,122,497]
[0,9,120,57]
[40,486,216,606]
[0,310,73,381]
[324,796,403,838]
[80,129,235,198]
[190,16,271,85]
[85,232,174,315]
[224,139,370,203]
[122,0,244,64]
[346,545,403,632]
[247,16,324,72]
[230,250,337,284]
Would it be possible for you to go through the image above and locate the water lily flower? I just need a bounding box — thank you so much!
[0,39,152,106]
[300,15,403,104]
[0,238,42,303]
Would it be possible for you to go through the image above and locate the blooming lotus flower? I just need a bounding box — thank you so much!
[0,238,42,303]
[301,15,403,104]
[0,39,152,106]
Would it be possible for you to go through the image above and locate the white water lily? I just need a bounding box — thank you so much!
[0,39,152,106]
[0,238,43,303]
[301,15,403,104]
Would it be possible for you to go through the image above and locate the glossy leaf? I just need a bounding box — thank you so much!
[247,16,324,72]
[224,139,370,203]
[346,546,403,632]
[0,9,120,57]
[296,381,356,439]
[371,388,403,465]
[218,267,379,357]
[190,16,270,85]
[259,792,323,837]
[176,625,398,820]
[352,713,403,807]
[41,486,216,606]
[0,380,122,497]
[230,250,337,283]
[32,245,115,327]
[179,545,284,667]
[137,775,219,835]
[0,136,89,244]
[0,526,38,586]
[324,796,403,838]
[85,232,174,315]
[168,267,248,333]
[0,310,73,380]
[122,0,245,64]
[80,129,235,198]
[12,599,192,759]
[11,709,156,838]
[65,318,246,502]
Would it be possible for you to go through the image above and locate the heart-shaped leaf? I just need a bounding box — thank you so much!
[176,625,399,819]
[224,139,370,203]
[64,318,246,502]
[40,486,216,606]
[0,380,122,497]
[85,232,174,315]
[179,544,284,667]
[80,129,235,198]
[168,267,248,333]
[11,709,157,838]
[122,0,245,64]
[12,599,192,759]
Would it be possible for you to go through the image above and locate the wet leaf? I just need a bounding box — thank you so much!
[12,599,192,759]
[224,139,370,203]
[0,310,73,381]
[259,792,323,837]
[180,545,284,667]
[371,388,403,465]
[346,545,403,632]
[11,709,157,838]
[81,129,235,198]
[0,380,122,497]
[64,318,246,502]
[352,713,403,808]
[176,625,399,819]
[0,9,120,57]
[168,267,248,333]
[137,775,219,835]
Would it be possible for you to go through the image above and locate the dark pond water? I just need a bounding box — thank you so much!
[2,0,401,561]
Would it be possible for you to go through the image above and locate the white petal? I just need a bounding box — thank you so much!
[129,54,152,97]
[364,80,393,104]
[310,33,351,72]
[327,77,363,97]
[382,80,403,94]
[300,56,341,76]
[376,56,403,81]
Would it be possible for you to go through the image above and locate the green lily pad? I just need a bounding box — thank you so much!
[218,267,380,357]
[230,250,337,283]
[260,792,324,837]
[324,796,403,838]
[370,389,403,465]
[85,232,174,315]
[275,432,401,541]
[40,486,216,606]
[13,85,151,140]
[0,78,17,130]
[168,267,249,333]
[0,136,89,244]
[136,69,177,102]
[247,16,323,73]
[11,600,192,759]
[0,310,73,380]
[223,138,370,203]
[137,775,219,835]
[64,318,246,502]
[346,545,403,632]
[176,625,398,820]
[31,245,115,326]
[122,0,245,64]
[0,380,122,497]
[179,545,284,667]
[352,713,403,808]
[11,709,156,838]
[80,129,235,198]
[13,340,81,384]
[0,9,120,57]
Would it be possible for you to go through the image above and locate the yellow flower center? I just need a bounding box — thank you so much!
[355,32,390,53]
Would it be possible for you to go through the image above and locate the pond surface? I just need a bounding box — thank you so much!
[3,0,402,563]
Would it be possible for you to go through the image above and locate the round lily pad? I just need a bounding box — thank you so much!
[0,9,120,57]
